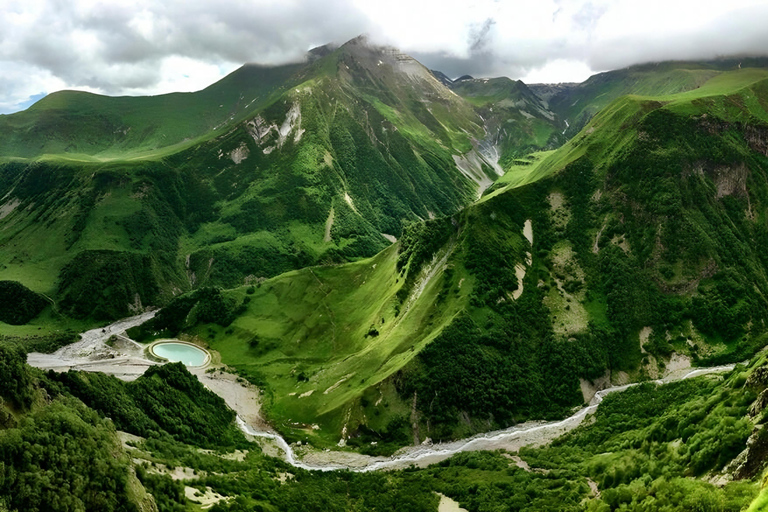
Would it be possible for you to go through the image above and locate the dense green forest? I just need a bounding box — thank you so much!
[52,363,247,449]
[0,345,142,511]
[0,281,48,325]
[135,355,768,511]
[6,343,763,511]
[3,38,768,510]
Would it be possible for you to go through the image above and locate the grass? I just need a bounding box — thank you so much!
[172,64,768,445]
[0,62,305,161]
[480,150,556,202]
[198,241,473,445]
[747,473,768,512]
[486,66,768,202]
[5,57,768,448]
[0,40,498,324]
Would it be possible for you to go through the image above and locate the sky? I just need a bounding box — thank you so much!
[2,0,768,113]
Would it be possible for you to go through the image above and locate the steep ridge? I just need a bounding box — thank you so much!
[130,66,768,451]
[449,76,565,166]
[541,57,768,136]
[0,36,501,321]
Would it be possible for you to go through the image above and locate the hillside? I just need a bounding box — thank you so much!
[0,36,502,322]
[449,76,566,167]
[128,65,768,451]
[9,327,768,511]
[0,345,155,511]
[539,57,768,136]
[5,42,768,509]
[0,62,308,161]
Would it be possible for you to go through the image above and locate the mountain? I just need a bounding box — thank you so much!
[448,76,565,166]
[5,41,768,446]
[0,62,306,160]
[4,37,768,510]
[126,62,768,451]
[429,69,454,86]
[543,57,768,136]
[0,36,504,321]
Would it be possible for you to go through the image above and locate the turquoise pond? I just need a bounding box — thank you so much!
[152,342,208,366]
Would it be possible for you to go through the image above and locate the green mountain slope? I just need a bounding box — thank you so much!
[539,57,768,137]
[10,328,768,511]
[449,76,565,166]
[139,65,768,449]
[0,37,503,322]
[0,62,306,160]
[6,55,768,509]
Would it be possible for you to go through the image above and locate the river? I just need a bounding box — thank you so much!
[237,364,736,472]
[27,312,737,473]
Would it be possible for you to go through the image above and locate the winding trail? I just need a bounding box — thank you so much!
[27,313,736,472]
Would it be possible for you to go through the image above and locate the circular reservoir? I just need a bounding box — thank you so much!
[150,342,209,367]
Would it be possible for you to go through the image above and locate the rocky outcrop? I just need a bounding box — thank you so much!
[732,426,768,480]
[744,124,768,157]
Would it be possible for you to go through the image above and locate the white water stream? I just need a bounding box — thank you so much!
[237,364,736,472]
[28,313,736,473]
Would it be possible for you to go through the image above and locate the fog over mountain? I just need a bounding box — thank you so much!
[1,0,768,113]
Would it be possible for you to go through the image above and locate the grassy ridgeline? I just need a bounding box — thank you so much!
[147,67,768,449]
[0,40,494,324]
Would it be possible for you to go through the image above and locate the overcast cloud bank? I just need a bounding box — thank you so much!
[2,0,767,113]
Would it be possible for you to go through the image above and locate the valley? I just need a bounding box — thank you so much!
[3,33,768,511]
[23,310,741,474]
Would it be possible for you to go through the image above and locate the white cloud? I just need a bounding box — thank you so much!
[521,59,595,84]
[1,0,767,113]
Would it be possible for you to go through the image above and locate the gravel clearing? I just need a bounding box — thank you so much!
[27,311,159,381]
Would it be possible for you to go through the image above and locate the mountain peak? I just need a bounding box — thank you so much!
[430,69,454,86]
[342,34,372,47]
[307,43,337,61]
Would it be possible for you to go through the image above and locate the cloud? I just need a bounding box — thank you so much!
[1,0,768,113]
[0,0,372,112]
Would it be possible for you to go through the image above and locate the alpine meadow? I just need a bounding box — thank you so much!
[2,10,768,511]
